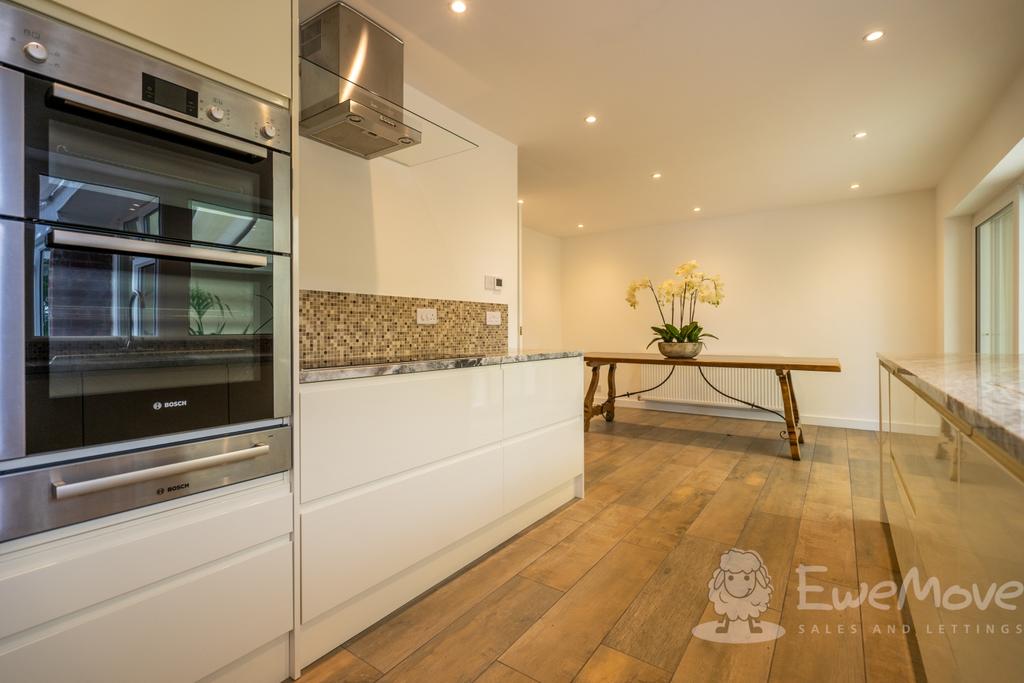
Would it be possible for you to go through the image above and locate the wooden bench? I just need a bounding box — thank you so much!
[582,353,842,460]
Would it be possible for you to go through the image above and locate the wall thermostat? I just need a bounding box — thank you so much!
[485,275,503,292]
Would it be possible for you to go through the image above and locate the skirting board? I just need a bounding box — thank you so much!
[295,478,580,669]
[618,396,879,431]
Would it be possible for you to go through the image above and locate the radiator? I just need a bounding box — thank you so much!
[637,365,783,411]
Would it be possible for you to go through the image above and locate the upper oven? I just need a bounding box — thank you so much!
[0,2,292,463]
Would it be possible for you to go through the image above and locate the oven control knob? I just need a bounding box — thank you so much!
[23,41,48,64]
[259,122,277,139]
[206,105,225,122]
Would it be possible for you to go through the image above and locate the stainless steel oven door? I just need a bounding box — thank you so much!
[0,220,291,460]
[0,64,290,255]
[0,426,291,542]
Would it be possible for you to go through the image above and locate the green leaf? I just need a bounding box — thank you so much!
[646,337,660,349]
[700,332,719,340]
[664,323,681,339]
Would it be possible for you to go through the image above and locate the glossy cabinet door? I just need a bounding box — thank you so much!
[882,367,960,681]
[953,435,1024,679]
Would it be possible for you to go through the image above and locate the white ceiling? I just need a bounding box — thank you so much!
[344,0,1024,236]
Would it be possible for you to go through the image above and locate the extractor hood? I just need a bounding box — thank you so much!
[299,3,422,159]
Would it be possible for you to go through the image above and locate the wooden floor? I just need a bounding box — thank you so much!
[300,408,923,683]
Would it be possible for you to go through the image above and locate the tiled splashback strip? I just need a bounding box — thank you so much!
[299,290,508,369]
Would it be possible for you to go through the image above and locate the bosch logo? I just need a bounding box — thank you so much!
[153,400,188,411]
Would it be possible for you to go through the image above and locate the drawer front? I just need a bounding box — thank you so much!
[504,417,583,513]
[0,483,291,640]
[300,367,502,502]
[503,357,583,439]
[0,539,293,683]
[301,444,503,622]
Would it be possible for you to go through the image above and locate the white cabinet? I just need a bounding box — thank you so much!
[0,479,293,683]
[504,417,583,512]
[26,0,291,99]
[503,356,583,438]
[296,357,584,665]
[301,444,503,621]
[300,366,503,502]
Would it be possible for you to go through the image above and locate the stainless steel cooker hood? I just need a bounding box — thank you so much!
[299,2,422,159]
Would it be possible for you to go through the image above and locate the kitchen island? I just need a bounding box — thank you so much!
[294,351,584,668]
[878,354,1024,682]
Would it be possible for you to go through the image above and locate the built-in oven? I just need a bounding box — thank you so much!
[0,1,292,541]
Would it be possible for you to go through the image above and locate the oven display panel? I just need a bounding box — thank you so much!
[142,73,198,117]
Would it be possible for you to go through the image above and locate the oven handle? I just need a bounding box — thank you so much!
[52,444,270,500]
[50,83,269,160]
[50,229,268,268]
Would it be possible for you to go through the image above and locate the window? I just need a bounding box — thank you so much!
[976,202,1020,353]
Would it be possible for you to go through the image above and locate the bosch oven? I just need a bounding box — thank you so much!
[0,1,292,541]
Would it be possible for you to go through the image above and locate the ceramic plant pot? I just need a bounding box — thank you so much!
[658,341,703,359]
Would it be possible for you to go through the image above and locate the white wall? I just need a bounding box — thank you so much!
[521,228,563,349]
[554,190,937,429]
[936,64,1024,352]
[298,85,519,348]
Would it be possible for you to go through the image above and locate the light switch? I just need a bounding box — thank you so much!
[486,311,501,326]
[416,308,438,325]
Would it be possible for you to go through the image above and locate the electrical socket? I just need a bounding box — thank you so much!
[416,308,438,325]
[485,311,501,326]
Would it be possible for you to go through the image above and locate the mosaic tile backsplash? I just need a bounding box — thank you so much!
[299,290,509,369]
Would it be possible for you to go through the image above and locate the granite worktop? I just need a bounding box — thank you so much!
[878,353,1024,463]
[299,350,583,383]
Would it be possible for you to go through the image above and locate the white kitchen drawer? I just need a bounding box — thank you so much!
[300,366,502,502]
[0,481,291,640]
[0,538,292,683]
[503,417,583,513]
[301,444,503,622]
[503,358,583,439]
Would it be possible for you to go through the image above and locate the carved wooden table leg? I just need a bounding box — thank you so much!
[603,363,617,422]
[789,374,804,444]
[583,363,603,432]
[775,368,801,460]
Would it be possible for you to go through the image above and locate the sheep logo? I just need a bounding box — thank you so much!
[691,548,786,644]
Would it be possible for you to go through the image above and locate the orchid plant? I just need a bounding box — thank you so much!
[625,260,725,349]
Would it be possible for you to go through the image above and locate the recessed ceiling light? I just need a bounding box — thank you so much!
[651,172,662,179]
[449,1,467,14]
[863,30,884,43]
[853,131,868,139]
[850,183,861,190]
[584,115,597,124]
[577,223,585,229]
[693,207,702,213]
[517,199,524,204]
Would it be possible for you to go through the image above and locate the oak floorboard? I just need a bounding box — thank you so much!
[347,536,551,671]
[520,520,628,591]
[306,409,912,683]
[685,478,765,546]
[767,577,866,683]
[734,511,801,612]
[604,535,728,672]
[574,645,672,683]
[623,484,716,552]
[474,662,537,683]
[300,649,382,683]
[671,604,781,683]
[378,576,561,683]
[499,542,666,683]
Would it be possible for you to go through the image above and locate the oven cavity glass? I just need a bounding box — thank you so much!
[26,224,277,454]
[25,74,276,252]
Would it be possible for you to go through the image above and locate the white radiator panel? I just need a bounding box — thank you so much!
[638,365,782,411]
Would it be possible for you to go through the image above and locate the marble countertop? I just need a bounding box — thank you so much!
[878,353,1024,463]
[299,350,582,383]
